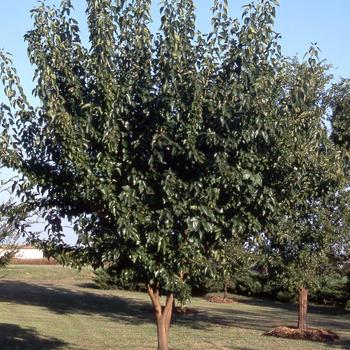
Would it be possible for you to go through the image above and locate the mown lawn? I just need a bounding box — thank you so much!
[0,265,349,350]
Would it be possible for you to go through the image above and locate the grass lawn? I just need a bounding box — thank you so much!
[0,265,349,349]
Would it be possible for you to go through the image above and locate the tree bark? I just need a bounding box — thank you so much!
[223,282,228,301]
[298,287,308,331]
[147,286,174,350]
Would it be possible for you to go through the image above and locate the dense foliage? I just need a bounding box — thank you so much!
[0,0,284,296]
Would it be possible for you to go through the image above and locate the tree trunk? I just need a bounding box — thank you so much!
[298,287,308,331]
[147,286,174,350]
[223,282,228,301]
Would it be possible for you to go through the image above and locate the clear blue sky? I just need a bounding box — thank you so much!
[0,0,349,244]
[0,0,349,98]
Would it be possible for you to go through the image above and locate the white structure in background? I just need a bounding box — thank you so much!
[15,246,44,260]
[0,245,44,260]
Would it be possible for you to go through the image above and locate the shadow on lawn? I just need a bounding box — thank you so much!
[0,281,268,330]
[0,280,153,325]
[237,295,350,317]
[0,280,348,349]
[0,323,67,350]
[337,339,350,349]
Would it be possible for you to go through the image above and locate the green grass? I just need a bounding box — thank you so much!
[0,265,349,349]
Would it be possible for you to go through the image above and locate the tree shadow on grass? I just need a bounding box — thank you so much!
[75,282,100,289]
[0,280,153,326]
[0,280,280,334]
[236,294,350,317]
[336,338,350,349]
[0,323,67,350]
[0,280,348,349]
[223,297,350,349]
[242,297,350,346]
[0,281,261,330]
[172,300,350,349]
[201,295,350,332]
[174,305,279,332]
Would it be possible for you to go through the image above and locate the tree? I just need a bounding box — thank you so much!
[0,201,20,265]
[329,79,350,153]
[1,0,340,347]
[0,0,281,347]
[0,169,32,266]
[211,236,253,301]
[259,58,349,331]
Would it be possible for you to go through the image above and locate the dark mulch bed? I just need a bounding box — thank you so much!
[173,306,195,315]
[264,326,340,343]
[146,305,196,315]
[206,295,237,304]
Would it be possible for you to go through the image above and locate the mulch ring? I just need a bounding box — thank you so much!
[173,306,195,315]
[206,295,237,304]
[264,326,340,343]
[146,305,196,315]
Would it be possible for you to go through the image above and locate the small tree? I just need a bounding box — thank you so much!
[329,79,350,153]
[211,237,253,301]
[0,173,31,266]
[0,201,20,265]
[260,58,349,331]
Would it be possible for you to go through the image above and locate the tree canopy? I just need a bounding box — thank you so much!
[0,0,281,293]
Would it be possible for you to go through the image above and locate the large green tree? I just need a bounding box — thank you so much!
[0,0,284,347]
[1,0,346,347]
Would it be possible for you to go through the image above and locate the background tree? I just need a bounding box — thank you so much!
[0,167,32,266]
[259,57,349,331]
[210,236,254,302]
[0,200,21,265]
[329,79,350,153]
